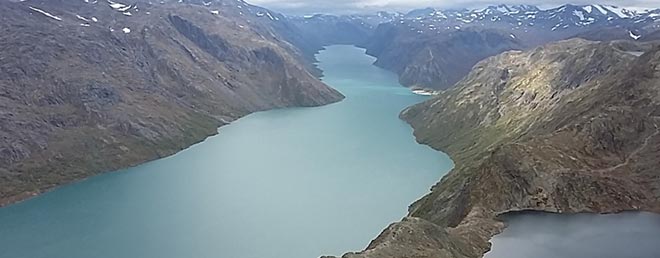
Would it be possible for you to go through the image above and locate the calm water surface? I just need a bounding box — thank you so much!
[486,212,660,258]
[0,45,454,258]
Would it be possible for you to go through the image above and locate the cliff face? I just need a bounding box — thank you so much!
[0,0,343,206]
[365,27,522,90]
[336,39,660,258]
[289,15,375,50]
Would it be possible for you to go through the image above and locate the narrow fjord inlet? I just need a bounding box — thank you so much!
[0,46,453,258]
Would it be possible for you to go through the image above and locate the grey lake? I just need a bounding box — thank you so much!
[486,212,660,258]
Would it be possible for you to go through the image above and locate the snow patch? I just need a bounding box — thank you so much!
[266,12,277,21]
[256,11,277,21]
[605,5,631,18]
[551,23,562,31]
[573,10,585,21]
[593,5,609,15]
[76,14,90,22]
[116,5,132,12]
[28,6,62,21]
[629,30,641,40]
[108,1,128,10]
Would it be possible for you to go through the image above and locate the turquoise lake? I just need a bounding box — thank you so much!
[0,45,454,258]
[3,44,658,258]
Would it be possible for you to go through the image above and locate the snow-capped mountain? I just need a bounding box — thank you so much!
[352,4,660,90]
[393,4,660,41]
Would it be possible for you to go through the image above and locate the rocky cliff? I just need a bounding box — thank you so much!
[365,27,522,90]
[334,38,660,258]
[0,0,343,206]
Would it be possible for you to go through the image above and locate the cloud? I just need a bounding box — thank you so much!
[246,0,660,14]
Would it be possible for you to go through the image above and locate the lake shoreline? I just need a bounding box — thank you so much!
[0,45,455,258]
[332,40,660,258]
[0,100,347,209]
[330,115,660,258]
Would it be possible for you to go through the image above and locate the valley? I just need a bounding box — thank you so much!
[2,1,660,258]
[0,45,454,258]
[300,4,660,89]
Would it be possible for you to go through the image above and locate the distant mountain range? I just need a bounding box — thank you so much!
[298,4,660,36]
[295,4,660,89]
[387,4,660,40]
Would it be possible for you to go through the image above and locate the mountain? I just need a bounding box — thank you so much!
[395,4,660,42]
[363,4,660,90]
[365,26,522,91]
[0,0,343,206]
[282,12,408,78]
[287,11,403,51]
[333,39,660,258]
[288,14,376,55]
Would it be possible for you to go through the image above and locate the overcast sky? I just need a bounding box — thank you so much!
[247,0,659,15]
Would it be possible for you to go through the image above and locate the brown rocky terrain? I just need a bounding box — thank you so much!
[332,38,660,258]
[0,0,343,207]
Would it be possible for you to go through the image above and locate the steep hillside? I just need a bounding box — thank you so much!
[365,4,660,90]
[334,39,660,258]
[366,27,522,90]
[0,0,343,206]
